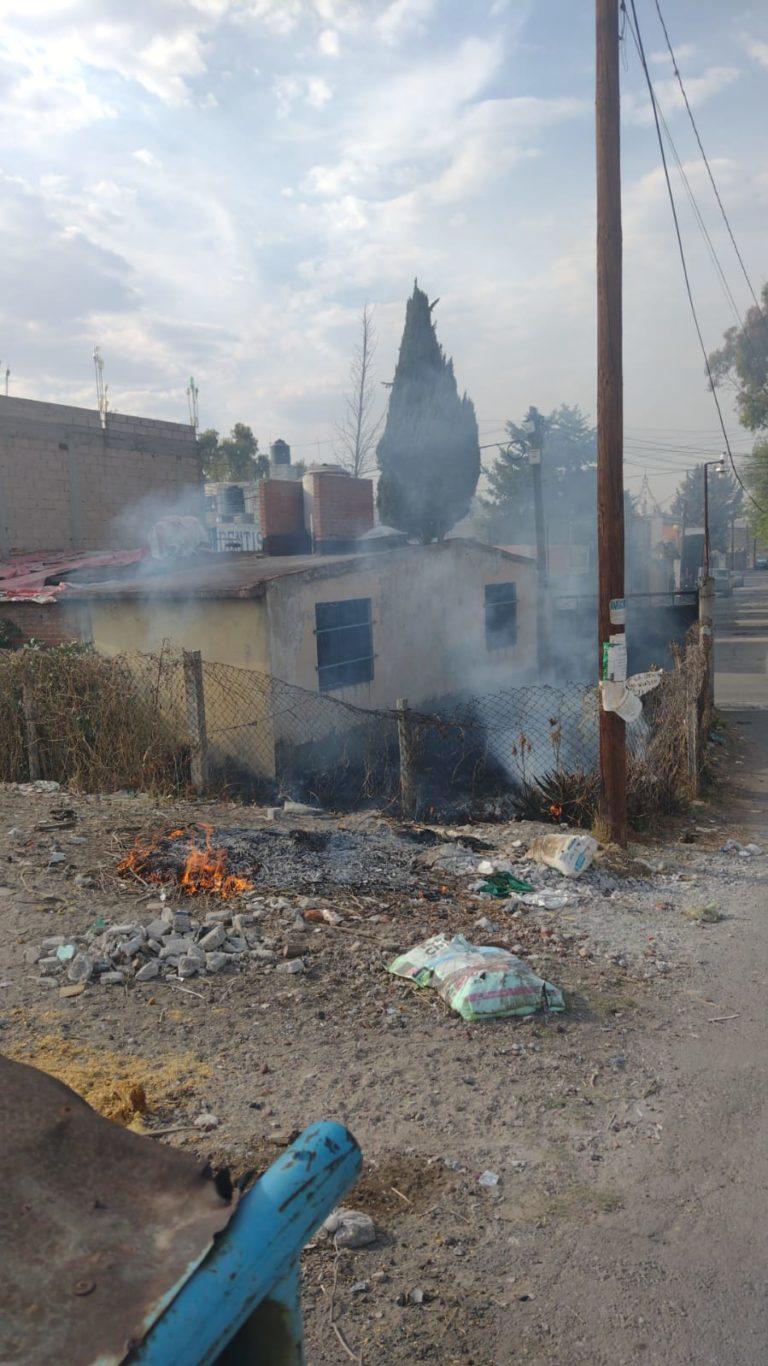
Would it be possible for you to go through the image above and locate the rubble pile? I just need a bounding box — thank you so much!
[31,896,294,992]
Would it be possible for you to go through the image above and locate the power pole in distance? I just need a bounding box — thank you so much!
[522,406,548,676]
[596,0,627,845]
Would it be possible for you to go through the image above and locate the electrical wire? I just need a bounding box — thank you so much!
[652,0,761,310]
[625,0,766,516]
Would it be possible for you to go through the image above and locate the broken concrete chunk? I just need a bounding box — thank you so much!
[199,924,226,952]
[144,918,168,942]
[67,952,93,983]
[101,971,125,986]
[322,1208,376,1249]
[135,960,160,982]
[276,958,305,975]
[205,951,229,973]
[177,956,200,978]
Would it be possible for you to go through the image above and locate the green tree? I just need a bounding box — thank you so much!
[708,282,768,432]
[376,282,480,542]
[484,404,597,542]
[745,441,768,543]
[670,463,743,553]
[198,423,269,482]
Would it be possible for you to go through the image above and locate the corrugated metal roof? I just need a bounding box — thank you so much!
[65,541,536,602]
[0,550,146,604]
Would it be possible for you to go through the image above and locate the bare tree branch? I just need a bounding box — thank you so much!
[335,304,383,478]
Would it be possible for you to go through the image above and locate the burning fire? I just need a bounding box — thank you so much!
[118,824,253,900]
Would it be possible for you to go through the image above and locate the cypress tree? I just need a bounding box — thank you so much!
[376,282,480,542]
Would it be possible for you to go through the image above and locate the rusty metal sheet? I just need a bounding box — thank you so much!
[0,1056,235,1365]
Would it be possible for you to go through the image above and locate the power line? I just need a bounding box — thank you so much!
[625,0,766,516]
[652,0,761,310]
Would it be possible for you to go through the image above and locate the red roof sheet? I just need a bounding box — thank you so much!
[0,550,146,604]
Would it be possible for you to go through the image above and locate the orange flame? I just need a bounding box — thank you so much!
[118,824,253,900]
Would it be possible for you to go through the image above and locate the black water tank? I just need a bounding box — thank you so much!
[221,484,245,515]
[270,439,291,467]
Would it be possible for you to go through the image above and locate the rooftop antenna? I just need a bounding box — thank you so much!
[93,345,109,427]
[186,375,199,431]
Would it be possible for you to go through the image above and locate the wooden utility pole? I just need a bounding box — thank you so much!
[596,0,627,845]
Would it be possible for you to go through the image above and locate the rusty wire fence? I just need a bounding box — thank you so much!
[0,629,710,825]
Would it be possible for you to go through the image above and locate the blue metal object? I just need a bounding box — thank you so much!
[129,1121,361,1366]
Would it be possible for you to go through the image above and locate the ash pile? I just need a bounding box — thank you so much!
[120,823,418,894]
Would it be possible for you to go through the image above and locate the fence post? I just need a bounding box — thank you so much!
[396,697,416,819]
[21,679,41,781]
[698,576,715,713]
[685,693,700,798]
[183,650,209,793]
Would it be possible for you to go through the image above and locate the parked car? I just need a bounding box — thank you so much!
[756,556,768,571]
[712,568,734,597]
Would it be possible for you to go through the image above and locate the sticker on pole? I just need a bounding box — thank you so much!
[609,597,626,626]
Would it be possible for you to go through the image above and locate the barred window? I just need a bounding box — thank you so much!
[315,598,374,691]
[485,581,518,649]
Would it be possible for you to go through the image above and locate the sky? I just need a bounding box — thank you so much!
[0,0,766,507]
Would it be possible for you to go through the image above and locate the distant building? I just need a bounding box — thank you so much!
[0,396,200,556]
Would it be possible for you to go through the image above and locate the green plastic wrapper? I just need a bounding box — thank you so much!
[388,934,565,1021]
[479,871,534,897]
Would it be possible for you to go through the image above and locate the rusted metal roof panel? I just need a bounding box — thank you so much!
[0,1057,234,1366]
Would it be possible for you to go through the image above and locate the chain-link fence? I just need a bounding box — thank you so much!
[0,629,710,825]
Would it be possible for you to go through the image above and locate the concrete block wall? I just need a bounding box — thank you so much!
[0,396,201,554]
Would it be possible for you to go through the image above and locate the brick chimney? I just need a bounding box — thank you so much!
[303,467,374,553]
[259,479,311,556]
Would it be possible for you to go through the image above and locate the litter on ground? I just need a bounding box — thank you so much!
[387,933,565,1021]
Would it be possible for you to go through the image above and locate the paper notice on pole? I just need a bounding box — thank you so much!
[626,669,663,697]
[600,681,642,723]
[609,597,626,626]
[606,637,628,682]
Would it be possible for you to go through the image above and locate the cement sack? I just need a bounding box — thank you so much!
[387,933,565,1021]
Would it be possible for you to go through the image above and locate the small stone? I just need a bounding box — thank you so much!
[205,951,229,973]
[276,958,304,975]
[108,923,141,938]
[177,956,200,978]
[231,913,254,935]
[194,1112,219,1130]
[38,957,60,973]
[68,952,93,983]
[409,1288,425,1305]
[145,919,168,941]
[41,936,66,950]
[60,982,87,999]
[160,938,191,959]
[199,924,226,951]
[322,1208,376,1248]
[478,1170,500,1188]
[48,852,67,866]
[224,936,248,954]
[251,949,277,963]
[39,976,59,989]
[73,874,96,889]
[118,935,145,958]
[204,910,232,926]
[101,971,125,986]
[135,960,160,982]
[351,1282,370,1295]
[264,807,282,820]
[171,912,193,933]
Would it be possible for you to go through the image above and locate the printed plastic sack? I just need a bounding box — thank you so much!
[528,832,598,878]
[387,934,565,1021]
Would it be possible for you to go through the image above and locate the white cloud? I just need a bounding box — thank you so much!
[132,149,160,168]
[743,35,768,71]
[375,0,436,45]
[274,73,333,114]
[318,28,340,56]
[624,64,739,125]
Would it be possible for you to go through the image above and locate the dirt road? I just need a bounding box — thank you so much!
[514,573,768,1364]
